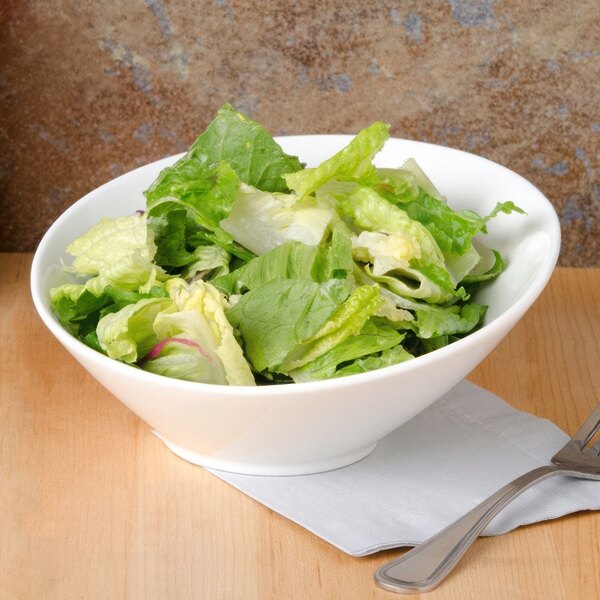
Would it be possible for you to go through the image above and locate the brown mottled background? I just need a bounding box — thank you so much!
[0,0,598,265]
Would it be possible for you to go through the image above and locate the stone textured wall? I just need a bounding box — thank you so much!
[1,0,598,265]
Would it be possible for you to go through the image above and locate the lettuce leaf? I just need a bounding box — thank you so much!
[95,279,255,385]
[367,161,522,289]
[443,242,483,286]
[49,283,169,342]
[226,278,351,373]
[372,168,421,204]
[279,284,383,371]
[182,245,231,281]
[333,344,414,378]
[96,298,174,363]
[377,287,486,339]
[373,157,444,205]
[364,266,456,304]
[352,231,419,276]
[372,158,523,259]
[220,183,334,256]
[50,284,110,337]
[148,208,197,268]
[461,249,505,285]
[289,318,403,382]
[335,186,445,267]
[65,215,167,294]
[188,104,303,192]
[213,227,353,296]
[413,302,487,339]
[145,156,240,241]
[141,338,227,385]
[284,121,389,197]
[161,279,255,385]
[408,260,469,301]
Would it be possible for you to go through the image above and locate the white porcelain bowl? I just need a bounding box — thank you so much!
[30,136,561,475]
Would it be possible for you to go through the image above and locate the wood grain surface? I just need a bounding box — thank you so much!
[1,254,599,600]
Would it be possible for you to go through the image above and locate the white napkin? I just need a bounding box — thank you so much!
[208,380,600,556]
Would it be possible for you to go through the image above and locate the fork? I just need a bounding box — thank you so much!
[375,404,600,594]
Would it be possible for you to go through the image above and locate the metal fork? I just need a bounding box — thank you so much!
[375,404,600,594]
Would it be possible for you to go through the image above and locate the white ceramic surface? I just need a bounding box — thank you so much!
[30,136,561,475]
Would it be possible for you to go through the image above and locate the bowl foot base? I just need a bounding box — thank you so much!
[151,431,378,476]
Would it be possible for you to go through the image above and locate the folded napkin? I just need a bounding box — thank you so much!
[208,380,600,556]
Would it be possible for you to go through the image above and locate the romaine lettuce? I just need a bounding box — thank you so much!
[290,318,405,382]
[226,278,352,373]
[97,298,173,363]
[159,279,255,385]
[145,157,241,250]
[65,214,167,294]
[188,104,303,192]
[284,121,389,197]
[220,184,334,256]
[182,245,231,281]
[279,284,383,371]
[95,278,255,385]
[333,344,414,378]
[141,338,227,385]
[213,227,353,296]
[50,106,524,386]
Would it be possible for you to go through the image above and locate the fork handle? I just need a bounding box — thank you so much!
[375,464,563,593]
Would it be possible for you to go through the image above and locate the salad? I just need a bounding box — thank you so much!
[50,105,524,386]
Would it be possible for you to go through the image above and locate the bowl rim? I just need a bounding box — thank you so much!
[30,135,561,396]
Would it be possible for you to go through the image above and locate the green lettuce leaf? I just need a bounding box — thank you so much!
[352,231,419,276]
[161,279,255,385]
[333,344,414,378]
[348,219,456,303]
[351,230,460,302]
[220,183,334,256]
[65,215,167,293]
[279,284,383,372]
[372,168,421,204]
[443,242,483,286]
[186,228,254,263]
[372,156,445,205]
[145,157,240,243]
[141,338,228,385]
[408,259,469,301]
[402,193,485,256]
[50,284,109,337]
[335,186,445,267]
[213,227,353,296]
[284,121,389,197]
[377,287,487,339]
[188,104,303,192]
[97,298,174,363]
[290,318,403,382]
[49,283,169,341]
[414,302,487,339]
[95,279,255,385]
[367,161,522,289]
[148,208,197,268]
[394,158,443,200]
[182,245,231,281]
[363,267,454,304]
[226,278,351,373]
[385,185,524,259]
[461,249,505,285]
[483,201,526,226]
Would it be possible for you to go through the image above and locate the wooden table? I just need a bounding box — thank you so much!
[2,254,599,600]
